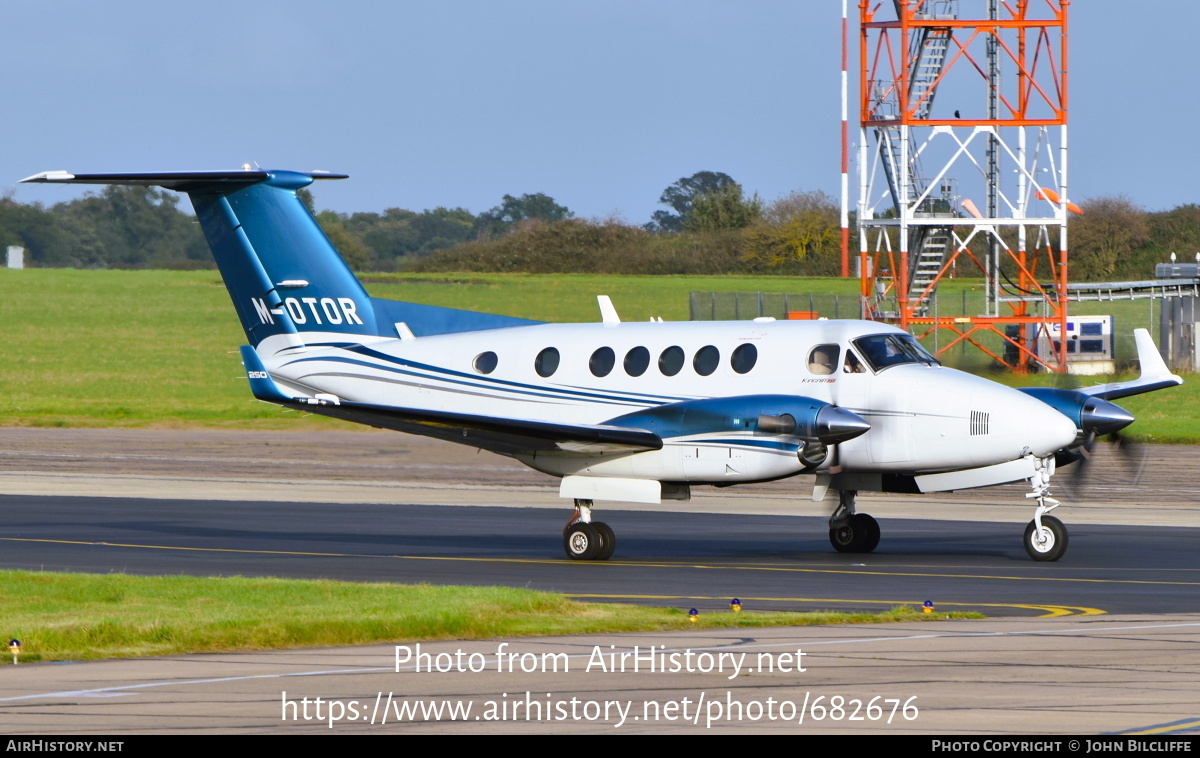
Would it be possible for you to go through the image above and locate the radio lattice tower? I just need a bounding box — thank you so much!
[850,0,1070,371]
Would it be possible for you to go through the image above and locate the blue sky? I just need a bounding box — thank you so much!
[5,1,1196,223]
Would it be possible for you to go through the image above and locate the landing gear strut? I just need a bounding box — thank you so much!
[1023,456,1068,561]
[828,490,880,553]
[563,499,616,561]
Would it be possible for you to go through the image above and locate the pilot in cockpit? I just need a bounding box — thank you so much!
[844,351,865,373]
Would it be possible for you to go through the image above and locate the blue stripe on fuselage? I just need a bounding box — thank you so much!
[280,344,691,408]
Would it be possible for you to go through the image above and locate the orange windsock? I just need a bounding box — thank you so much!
[960,197,983,219]
[1037,187,1062,203]
[1037,187,1083,215]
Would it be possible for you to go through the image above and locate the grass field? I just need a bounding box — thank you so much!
[1,268,1193,439]
[0,570,976,663]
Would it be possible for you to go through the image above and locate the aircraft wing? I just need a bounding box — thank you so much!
[240,347,662,456]
[1077,328,1183,400]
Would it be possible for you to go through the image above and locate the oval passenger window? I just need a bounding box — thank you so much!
[589,347,616,377]
[473,351,498,374]
[535,347,560,377]
[731,343,757,374]
[806,344,840,375]
[693,345,720,376]
[658,346,685,376]
[624,346,650,376]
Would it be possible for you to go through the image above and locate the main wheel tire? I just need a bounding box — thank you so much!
[830,518,866,553]
[592,522,616,561]
[857,513,881,553]
[1023,515,1068,562]
[564,523,601,560]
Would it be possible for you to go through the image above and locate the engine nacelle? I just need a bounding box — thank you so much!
[605,394,869,445]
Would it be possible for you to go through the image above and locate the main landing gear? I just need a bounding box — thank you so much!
[1023,456,1068,561]
[828,489,880,553]
[563,499,616,561]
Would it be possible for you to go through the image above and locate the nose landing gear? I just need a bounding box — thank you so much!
[1024,456,1068,561]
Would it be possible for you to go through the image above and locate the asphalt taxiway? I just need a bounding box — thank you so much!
[2,429,1198,618]
[1,429,1198,734]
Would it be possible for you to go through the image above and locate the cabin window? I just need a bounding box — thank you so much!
[624,346,650,376]
[731,343,757,374]
[693,345,720,376]
[473,351,498,375]
[659,346,685,376]
[535,347,560,377]
[589,346,616,377]
[807,344,840,375]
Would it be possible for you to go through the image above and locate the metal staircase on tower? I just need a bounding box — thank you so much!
[876,1,955,316]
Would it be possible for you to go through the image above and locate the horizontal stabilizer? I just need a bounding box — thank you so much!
[21,169,346,192]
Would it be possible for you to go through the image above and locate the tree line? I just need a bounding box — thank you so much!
[0,173,1194,281]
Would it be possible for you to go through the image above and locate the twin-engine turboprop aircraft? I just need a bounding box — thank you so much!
[23,168,1184,562]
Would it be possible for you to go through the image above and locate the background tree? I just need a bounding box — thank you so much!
[1148,204,1200,263]
[52,186,209,268]
[649,171,736,232]
[743,190,841,273]
[345,208,420,265]
[1068,195,1150,280]
[476,193,573,237]
[683,183,763,233]
[412,206,480,254]
[315,210,375,270]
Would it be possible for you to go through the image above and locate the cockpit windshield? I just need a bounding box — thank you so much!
[851,334,940,372]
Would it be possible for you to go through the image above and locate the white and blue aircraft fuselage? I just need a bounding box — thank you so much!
[23,168,1182,562]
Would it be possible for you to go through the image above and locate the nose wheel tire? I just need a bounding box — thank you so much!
[829,513,880,554]
[1024,515,1068,562]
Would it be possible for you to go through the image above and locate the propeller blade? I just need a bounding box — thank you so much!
[1108,431,1148,487]
[1063,431,1145,500]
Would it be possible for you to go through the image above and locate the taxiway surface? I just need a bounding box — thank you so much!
[1,429,1198,618]
[2,429,1199,735]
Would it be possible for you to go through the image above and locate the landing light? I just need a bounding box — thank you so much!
[8,639,20,664]
[688,608,699,623]
[730,598,742,613]
[923,600,935,614]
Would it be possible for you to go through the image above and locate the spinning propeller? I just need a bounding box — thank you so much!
[1027,373,1144,498]
[1062,426,1148,498]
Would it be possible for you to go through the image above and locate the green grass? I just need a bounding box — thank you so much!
[0,268,1192,440]
[0,570,977,663]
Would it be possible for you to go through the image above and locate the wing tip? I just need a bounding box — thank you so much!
[20,170,74,184]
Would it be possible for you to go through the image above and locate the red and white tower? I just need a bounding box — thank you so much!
[854,0,1071,371]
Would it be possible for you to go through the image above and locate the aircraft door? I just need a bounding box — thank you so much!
[831,346,868,412]
[832,346,915,465]
[831,347,870,465]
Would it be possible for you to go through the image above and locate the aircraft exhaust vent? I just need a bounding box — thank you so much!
[970,410,990,436]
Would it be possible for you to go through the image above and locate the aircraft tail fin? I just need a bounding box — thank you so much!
[21,169,541,350]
